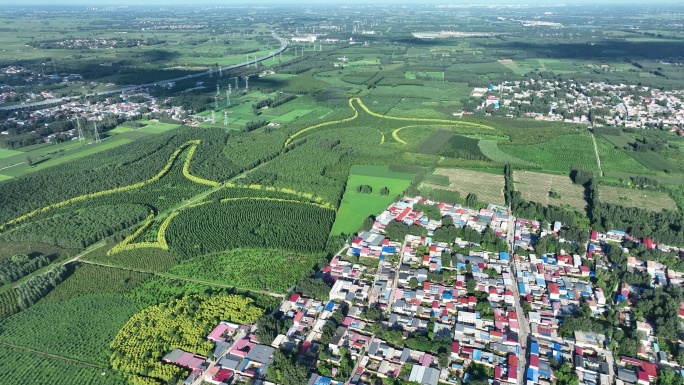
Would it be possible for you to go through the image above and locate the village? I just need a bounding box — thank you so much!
[471,79,684,132]
[156,196,684,385]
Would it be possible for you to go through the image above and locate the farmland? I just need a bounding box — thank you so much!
[513,171,587,212]
[1,4,684,384]
[501,135,599,173]
[422,168,505,205]
[599,186,678,212]
[331,165,414,235]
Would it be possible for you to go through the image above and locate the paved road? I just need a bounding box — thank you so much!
[506,209,529,385]
[0,32,288,111]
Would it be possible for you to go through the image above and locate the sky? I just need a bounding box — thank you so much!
[0,0,681,5]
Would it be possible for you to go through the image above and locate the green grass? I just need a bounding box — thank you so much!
[0,139,132,177]
[0,345,128,385]
[500,135,599,173]
[478,140,537,166]
[0,174,12,181]
[271,109,314,123]
[599,185,677,211]
[108,125,133,134]
[166,248,324,292]
[0,148,22,159]
[601,134,634,148]
[331,166,414,235]
[350,165,415,180]
[137,123,180,134]
[0,293,140,366]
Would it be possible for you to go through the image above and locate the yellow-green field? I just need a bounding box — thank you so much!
[514,171,586,211]
[599,185,677,212]
[422,168,505,205]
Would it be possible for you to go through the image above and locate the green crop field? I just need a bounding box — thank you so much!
[137,123,180,134]
[501,135,599,172]
[629,151,681,173]
[166,248,324,292]
[0,149,22,159]
[599,185,677,211]
[0,139,132,178]
[602,134,634,148]
[478,140,538,166]
[331,165,414,235]
[596,136,650,173]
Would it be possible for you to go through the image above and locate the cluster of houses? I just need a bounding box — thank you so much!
[470,79,684,132]
[163,321,277,385]
[154,197,684,385]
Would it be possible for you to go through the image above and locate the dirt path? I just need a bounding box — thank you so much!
[0,341,108,370]
[590,132,604,176]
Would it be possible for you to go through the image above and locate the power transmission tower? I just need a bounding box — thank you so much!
[224,111,228,126]
[76,117,84,142]
[243,75,249,91]
[214,94,219,110]
[93,121,101,143]
[226,86,231,107]
[234,77,239,90]
[212,110,216,124]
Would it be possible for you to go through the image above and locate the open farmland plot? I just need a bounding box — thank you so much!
[0,345,128,385]
[595,136,650,174]
[628,151,681,173]
[331,165,414,235]
[478,140,538,167]
[500,135,598,173]
[423,168,505,205]
[514,171,587,211]
[599,185,677,211]
[137,123,180,134]
[0,149,22,159]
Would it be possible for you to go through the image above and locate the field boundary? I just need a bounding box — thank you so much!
[107,196,335,256]
[0,140,209,232]
[284,97,496,147]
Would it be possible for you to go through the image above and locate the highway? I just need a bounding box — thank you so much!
[0,32,288,111]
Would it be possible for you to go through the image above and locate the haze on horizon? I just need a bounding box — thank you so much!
[0,0,682,6]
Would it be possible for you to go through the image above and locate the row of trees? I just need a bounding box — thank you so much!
[0,254,50,286]
[166,200,335,259]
